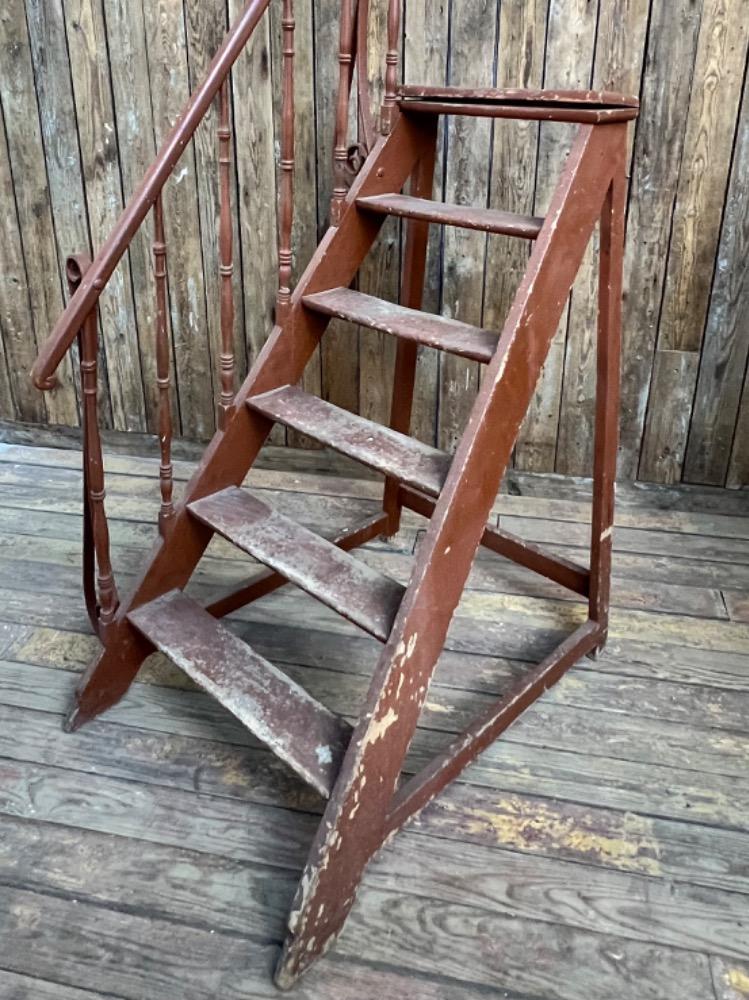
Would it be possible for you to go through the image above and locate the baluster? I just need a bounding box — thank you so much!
[381,0,401,133]
[276,0,295,325]
[331,0,356,224]
[66,255,119,631]
[153,194,175,534]
[217,79,236,425]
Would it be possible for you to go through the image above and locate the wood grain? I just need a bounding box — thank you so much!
[0,3,78,426]
[555,0,649,476]
[62,0,147,432]
[640,0,749,482]
[0,441,748,996]
[3,1,749,486]
[616,0,702,478]
[514,0,599,472]
[229,1,284,444]
[185,0,248,420]
[684,69,749,486]
[437,0,497,453]
[483,0,547,369]
[0,92,40,423]
[143,0,213,440]
[402,0,449,446]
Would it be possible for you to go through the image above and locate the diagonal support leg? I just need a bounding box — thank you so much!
[383,116,439,536]
[275,122,625,989]
[588,151,627,657]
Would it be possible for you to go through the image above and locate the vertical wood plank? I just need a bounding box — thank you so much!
[26,0,102,423]
[102,0,162,433]
[0,105,29,421]
[0,0,747,487]
[143,0,214,440]
[437,0,498,454]
[270,0,322,447]
[513,0,599,471]
[483,0,547,350]
[639,0,749,482]
[316,0,359,417]
[727,370,749,488]
[63,0,148,432]
[0,3,78,426]
[228,1,282,441]
[638,349,700,484]
[684,70,749,486]
[403,0,449,447]
[184,0,248,413]
[616,0,702,478]
[359,0,400,426]
[555,0,649,476]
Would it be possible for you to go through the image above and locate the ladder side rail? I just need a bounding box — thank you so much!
[275,121,629,988]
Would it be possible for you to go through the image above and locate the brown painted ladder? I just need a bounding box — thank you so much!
[30,0,638,989]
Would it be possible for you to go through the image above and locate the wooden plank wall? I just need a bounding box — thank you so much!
[0,0,747,487]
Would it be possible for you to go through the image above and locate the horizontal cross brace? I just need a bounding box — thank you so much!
[398,485,590,596]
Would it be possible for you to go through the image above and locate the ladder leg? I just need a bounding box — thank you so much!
[64,620,153,732]
[274,548,479,989]
[276,124,621,987]
[383,117,439,536]
[589,145,627,657]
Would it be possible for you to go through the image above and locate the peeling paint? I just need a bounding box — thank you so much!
[726,968,749,997]
[461,798,662,876]
[364,706,399,745]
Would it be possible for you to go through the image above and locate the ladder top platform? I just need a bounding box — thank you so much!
[399,85,640,123]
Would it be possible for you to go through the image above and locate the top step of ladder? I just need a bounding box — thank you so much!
[398,85,640,124]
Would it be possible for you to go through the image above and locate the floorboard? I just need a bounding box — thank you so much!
[0,441,747,999]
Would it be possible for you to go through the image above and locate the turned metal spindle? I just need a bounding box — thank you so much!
[152,195,175,533]
[276,0,295,325]
[331,0,357,224]
[217,79,237,425]
[67,255,119,631]
[381,0,401,133]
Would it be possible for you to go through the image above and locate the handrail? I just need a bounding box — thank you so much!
[31,0,272,391]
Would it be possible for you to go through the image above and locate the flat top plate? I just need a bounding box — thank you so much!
[399,85,639,110]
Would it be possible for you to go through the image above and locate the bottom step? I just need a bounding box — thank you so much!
[129,591,351,798]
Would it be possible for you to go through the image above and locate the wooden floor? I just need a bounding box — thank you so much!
[0,439,748,1000]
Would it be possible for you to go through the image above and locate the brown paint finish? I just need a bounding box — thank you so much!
[30,0,636,989]
[356,192,544,237]
[303,287,501,363]
[129,590,352,797]
[190,488,404,641]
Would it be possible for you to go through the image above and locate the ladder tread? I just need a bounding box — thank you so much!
[189,487,404,641]
[129,591,351,798]
[356,193,543,239]
[303,288,499,364]
[247,385,451,496]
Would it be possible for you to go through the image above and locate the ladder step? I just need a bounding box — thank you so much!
[189,488,404,641]
[129,591,351,798]
[303,288,499,364]
[356,194,543,239]
[248,385,451,496]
